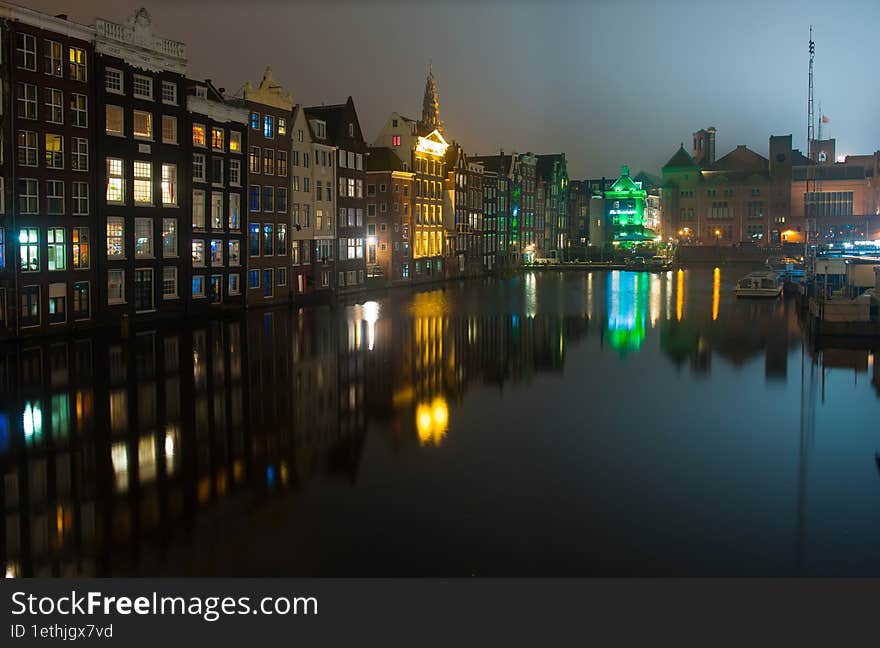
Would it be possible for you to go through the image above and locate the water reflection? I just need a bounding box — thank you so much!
[0,267,879,577]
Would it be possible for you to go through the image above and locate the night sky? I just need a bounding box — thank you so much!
[24,0,880,178]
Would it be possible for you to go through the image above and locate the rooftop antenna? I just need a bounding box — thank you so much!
[805,26,816,254]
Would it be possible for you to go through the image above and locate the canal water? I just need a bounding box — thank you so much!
[2,266,879,577]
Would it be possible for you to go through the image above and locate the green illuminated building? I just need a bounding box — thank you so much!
[589,165,657,246]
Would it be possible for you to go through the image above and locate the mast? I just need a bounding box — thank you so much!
[805,27,815,252]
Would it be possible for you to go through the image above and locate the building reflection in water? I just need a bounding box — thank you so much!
[0,268,874,577]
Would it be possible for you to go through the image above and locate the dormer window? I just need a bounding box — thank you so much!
[392,119,398,127]
[310,120,326,139]
[195,86,207,99]
[348,122,354,137]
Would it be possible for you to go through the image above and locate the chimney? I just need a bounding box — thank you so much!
[692,127,716,165]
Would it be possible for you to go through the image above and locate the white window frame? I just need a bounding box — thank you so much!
[133,161,153,205]
[105,68,124,95]
[161,81,177,105]
[162,266,178,299]
[106,217,125,259]
[132,74,153,101]
[162,115,178,144]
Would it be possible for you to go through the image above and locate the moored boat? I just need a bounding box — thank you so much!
[734,271,783,298]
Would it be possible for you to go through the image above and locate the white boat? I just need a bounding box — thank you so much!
[734,271,783,298]
[766,256,805,279]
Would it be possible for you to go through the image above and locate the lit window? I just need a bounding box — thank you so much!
[19,227,39,272]
[72,228,90,269]
[276,151,288,177]
[106,105,124,136]
[133,161,153,204]
[262,223,274,256]
[106,217,125,259]
[211,127,224,151]
[228,194,241,230]
[228,240,241,266]
[193,123,206,147]
[133,110,152,139]
[211,192,223,229]
[45,134,64,168]
[230,130,242,153]
[106,158,125,203]
[263,149,274,175]
[263,114,274,138]
[69,47,87,82]
[47,228,66,270]
[392,135,401,147]
[162,115,177,143]
[250,112,259,130]
[162,218,178,257]
[192,240,205,267]
[161,164,177,206]
[135,218,153,258]
[210,239,223,266]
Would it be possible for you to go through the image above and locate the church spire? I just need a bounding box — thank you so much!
[420,62,442,133]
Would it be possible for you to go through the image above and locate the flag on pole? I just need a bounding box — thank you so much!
[821,114,829,123]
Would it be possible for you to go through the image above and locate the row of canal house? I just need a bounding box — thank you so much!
[0,4,573,342]
[0,5,372,340]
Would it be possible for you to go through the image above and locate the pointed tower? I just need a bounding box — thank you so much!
[420,63,442,133]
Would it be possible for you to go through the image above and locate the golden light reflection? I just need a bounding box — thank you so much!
[649,273,661,327]
[586,273,593,320]
[676,269,684,322]
[416,396,448,446]
[525,272,537,319]
[712,267,720,321]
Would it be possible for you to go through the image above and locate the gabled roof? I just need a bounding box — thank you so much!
[633,171,661,190]
[705,145,768,173]
[470,154,513,176]
[536,154,565,180]
[366,147,406,172]
[304,96,363,146]
[444,142,466,169]
[606,166,644,195]
[663,145,698,169]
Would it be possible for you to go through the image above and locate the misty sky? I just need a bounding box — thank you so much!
[26,0,880,178]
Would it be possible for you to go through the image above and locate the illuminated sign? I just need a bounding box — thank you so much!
[415,129,449,157]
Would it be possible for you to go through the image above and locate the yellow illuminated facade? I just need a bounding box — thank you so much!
[413,129,449,269]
